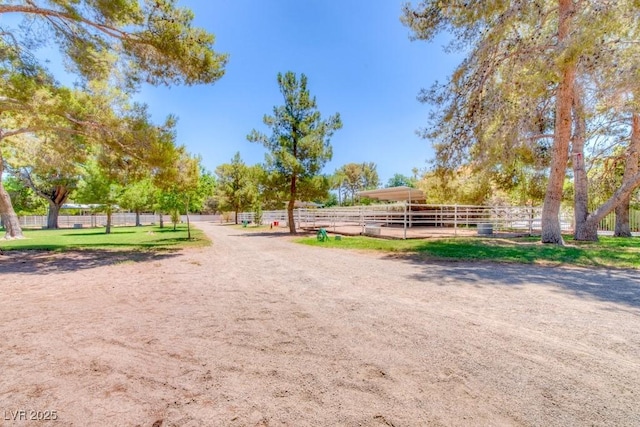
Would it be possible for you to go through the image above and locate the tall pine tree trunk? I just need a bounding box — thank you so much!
[288,173,297,234]
[0,150,24,239]
[287,198,296,234]
[541,0,575,245]
[572,83,599,241]
[614,112,640,237]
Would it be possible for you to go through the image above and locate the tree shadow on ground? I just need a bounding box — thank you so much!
[384,254,640,310]
[59,231,137,236]
[0,249,181,275]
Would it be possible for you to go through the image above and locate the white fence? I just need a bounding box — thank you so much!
[15,213,221,229]
[238,204,576,233]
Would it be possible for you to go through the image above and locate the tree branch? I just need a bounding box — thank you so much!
[0,4,132,42]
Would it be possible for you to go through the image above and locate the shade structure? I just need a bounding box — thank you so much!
[357,186,425,202]
[357,186,425,240]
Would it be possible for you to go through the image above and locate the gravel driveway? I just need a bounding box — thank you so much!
[1,222,639,426]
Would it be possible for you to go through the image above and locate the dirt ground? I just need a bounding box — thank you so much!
[1,223,639,427]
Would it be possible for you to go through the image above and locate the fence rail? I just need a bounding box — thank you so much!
[239,203,640,235]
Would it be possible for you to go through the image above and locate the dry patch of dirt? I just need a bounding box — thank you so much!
[1,223,639,426]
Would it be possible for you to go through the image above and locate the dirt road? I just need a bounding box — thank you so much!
[1,223,639,426]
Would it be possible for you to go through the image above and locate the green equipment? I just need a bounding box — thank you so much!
[317,228,329,242]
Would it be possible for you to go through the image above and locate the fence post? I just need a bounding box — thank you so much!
[454,204,458,236]
[403,201,407,240]
[529,207,534,235]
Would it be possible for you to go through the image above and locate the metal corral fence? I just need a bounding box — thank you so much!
[237,203,639,235]
[16,213,221,229]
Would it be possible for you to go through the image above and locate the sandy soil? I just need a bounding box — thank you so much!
[1,223,639,427]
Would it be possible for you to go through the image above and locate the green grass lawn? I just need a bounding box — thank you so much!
[297,234,640,269]
[0,224,210,252]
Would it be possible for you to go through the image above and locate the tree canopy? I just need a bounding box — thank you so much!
[333,162,380,205]
[1,0,228,88]
[248,71,342,234]
[215,152,258,224]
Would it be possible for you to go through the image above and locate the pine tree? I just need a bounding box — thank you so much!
[248,72,342,234]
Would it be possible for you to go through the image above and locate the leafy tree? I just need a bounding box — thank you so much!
[335,162,379,205]
[214,152,257,224]
[156,190,180,229]
[119,177,157,226]
[253,166,288,210]
[75,152,124,234]
[415,170,449,204]
[361,162,380,191]
[201,197,220,214]
[7,130,87,228]
[2,176,47,215]
[0,68,92,238]
[321,191,339,208]
[81,100,180,233]
[339,163,361,205]
[402,0,635,244]
[1,0,228,88]
[329,170,346,206]
[199,172,221,214]
[248,72,342,233]
[418,167,493,205]
[177,153,200,239]
[155,148,202,238]
[386,173,416,189]
[194,170,216,213]
[490,145,550,207]
[0,0,227,238]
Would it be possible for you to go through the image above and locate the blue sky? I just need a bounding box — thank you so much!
[7,1,460,185]
[135,0,461,185]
